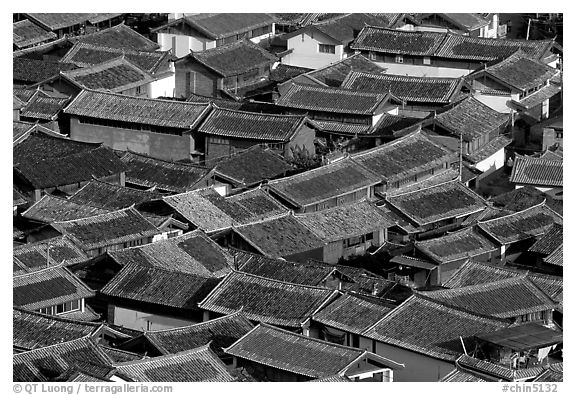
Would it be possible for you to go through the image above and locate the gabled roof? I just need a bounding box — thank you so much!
[198,271,336,328]
[434,96,509,141]
[100,262,220,310]
[108,229,233,278]
[63,89,211,129]
[51,207,161,251]
[543,245,562,267]
[342,71,463,104]
[13,237,90,274]
[114,345,235,382]
[144,311,254,355]
[269,63,311,83]
[198,106,308,142]
[13,308,102,351]
[456,354,552,381]
[13,265,95,311]
[351,129,455,184]
[225,188,289,224]
[13,337,114,382]
[184,39,277,77]
[351,26,447,55]
[425,13,490,31]
[68,179,164,211]
[160,13,275,39]
[19,91,70,121]
[22,194,110,223]
[510,155,562,187]
[528,223,562,255]
[73,23,159,51]
[267,157,380,208]
[24,13,122,31]
[312,293,394,335]
[477,203,562,245]
[465,135,513,163]
[13,19,57,49]
[232,249,336,286]
[213,145,293,187]
[13,56,78,84]
[386,181,486,226]
[415,227,499,264]
[119,151,213,193]
[225,323,402,378]
[295,200,396,243]
[514,83,562,110]
[489,185,562,216]
[476,322,562,351]
[276,82,390,115]
[362,294,509,361]
[418,277,557,319]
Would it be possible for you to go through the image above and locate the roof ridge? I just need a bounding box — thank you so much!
[210,104,306,120]
[145,310,249,335]
[225,269,334,291]
[113,343,214,367]
[121,150,209,169]
[478,200,547,224]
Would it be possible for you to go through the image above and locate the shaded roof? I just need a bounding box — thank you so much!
[24,13,121,31]
[269,64,312,83]
[465,135,513,163]
[533,363,563,382]
[13,337,114,382]
[267,157,380,208]
[13,19,57,49]
[119,151,213,193]
[430,13,489,31]
[13,237,90,274]
[434,96,509,141]
[476,323,563,351]
[64,89,211,129]
[101,262,220,310]
[342,71,463,104]
[225,188,289,224]
[73,23,159,51]
[185,39,277,77]
[198,106,308,142]
[144,311,254,355]
[19,92,70,121]
[362,295,509,361]
[510,155,562,187]
[13,265,95,311]
[198,271,336,328]
[298,13,391,45]
[177,13,275,39]
[416,227,499,264]
[418,277,557,319]
[528,223,562,255]
[22,194,111,223]
[387,181,486,226]
[351,130,455,183]
[489,185,562,216]
[51,207,161,251]
[351,26,447,56]
[13,56,78,84]
[68,179,164,211]
[514,83,562,110]
[477,203,562,245]
[13,308,101,351]
[114,345,235,382]
[312,293,394,335]
[440,368,489,382]
[276,83,389,115]
[543,245,562,267]
[456,354,547,381]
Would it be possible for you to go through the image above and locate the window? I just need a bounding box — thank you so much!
[319,44,336,54]
[423,57,431,65]
[369,52,376,60]
[136,86,142,95]
[395,55,404,63]
[365,232,374,241]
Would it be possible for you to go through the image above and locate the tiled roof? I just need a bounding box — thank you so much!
[362,295,509,361]
[198,271,336,327]
[144,311,254,355]
[510,155,562,187]
[13,337,114,382]
[119,151,212,193]
[543,245,562,267]
[74,23,159,51]
[312,293,394,335]
[61,42,170,74]
[68,180,163,211]
[312,120,373,135]
[418,277,557,319]
[24,13,120,31]
[276,83,389,115]
[233,250,335,286]
[477,203,562,245]
[22,194,110,223]
[13,20,57,49]
[342,72,462,104]
[489,186,562,216]
[269,64,311,83]
[179,13,275,39]
[351,130,455,183]
[13,265,95,311]
[13,237,90,273]
[267,157,380,208]
[100,262,220,310]
[213,145,293,187]
[13,56,78,84]
[456,355,547,381]
[99,346,144,363]
[386,168,460,197]
[308,13,392,45]
[61,57,154,93]
[351,26,446,55]
[198,106,307,141]
[435,13,490,31]
[415,227,499,264]
[20,92,70,121]
[13,187,28,207]
[515,83,562,109]
[533,363,563,382]
[114,345,235,382]
[233,214,326,258]
[64,89,211,129]
[434,97,509,141]
[108,229,233,278]
[187,39,277,77]
[440,368,489,382]
[386,181,486,226]
[225,188,289,224]
[224,323,370,378]
[465,135,512,163]
[370,114,423,137]
[295,200,396,243]
[311,375,352,382]
[51,207,161,251]
[13,308,101,351]
[528,223,562,255]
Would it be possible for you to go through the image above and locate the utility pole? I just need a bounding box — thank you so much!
[526,18,531,40]
[458,132,463,182]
